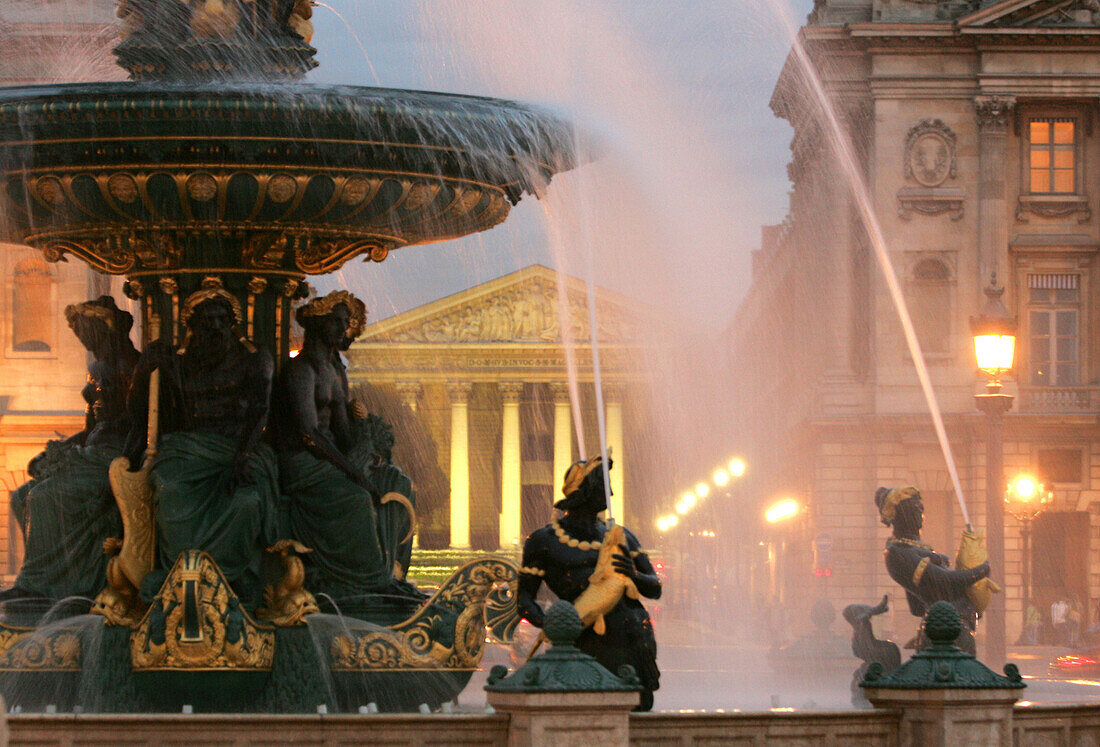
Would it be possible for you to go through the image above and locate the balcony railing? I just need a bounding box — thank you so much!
[1017,385,1098,413]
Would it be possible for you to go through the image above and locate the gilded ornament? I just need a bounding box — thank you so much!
[180,287,244,329]
[186,173,219,202]
[0,619,85,672]
[268,174,297,203]
[288,0,315,43]
[255,540,320,627]
[115,0,143,38]
[328,557,519,672]
[342,177,372,205]
[158,277,179,296]
[125,280,146,299]
[297,290,367,339]
[64,301,117,330]
[451,188,483,216]
[131,551,276,671]
[248,276,268,295]
[404,183,439,212]
[551,520,600,551]
[35,176,65,207]
[107,173,140,204]
[369,245,389,262]
[243,233,290,270]
[190,0,241,39]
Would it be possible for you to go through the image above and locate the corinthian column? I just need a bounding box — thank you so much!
[551,383,573,496]
[394,381,422,413]
[975,96,1015,282]
[498,382,523,549]
[605,383,625,523]
[447,382,473,549]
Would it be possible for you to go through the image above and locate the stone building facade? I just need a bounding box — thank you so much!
[733,0,1100,645]
[0,1,122,581]
[348,265,655,551]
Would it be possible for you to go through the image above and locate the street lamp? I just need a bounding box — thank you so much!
[763,497,800,606]
[1005,475,1052,639]
[970,272,1017,667]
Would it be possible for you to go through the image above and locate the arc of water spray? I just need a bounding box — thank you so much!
[539,173,612,521]
[777,11,971,525]
[583,247,614,522]
[314,2,382,86]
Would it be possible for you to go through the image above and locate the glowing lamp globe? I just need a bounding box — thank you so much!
[974,333,1015,375]
[970,275,1016,390]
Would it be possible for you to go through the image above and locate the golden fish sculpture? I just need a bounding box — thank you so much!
[573,523,640,634]
[956,527,1002,614]
[527,523,639,659]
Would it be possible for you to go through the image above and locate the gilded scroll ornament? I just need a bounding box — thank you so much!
[0,627,82,672]
[329,557,518,671]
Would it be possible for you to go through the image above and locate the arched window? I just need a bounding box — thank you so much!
[908,258,952,355]
[12,258,53,353]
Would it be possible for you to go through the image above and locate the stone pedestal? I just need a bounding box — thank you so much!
[863,685,1019,746]
[485,600,641,747]
[862,601,1024,747]
[486,690,636,747]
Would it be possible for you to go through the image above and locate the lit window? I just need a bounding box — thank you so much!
[12,258,53,352]
[1030,119,1076,194]
[1028,274,1079,386]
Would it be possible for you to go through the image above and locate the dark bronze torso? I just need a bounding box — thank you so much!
[169,342,258,440]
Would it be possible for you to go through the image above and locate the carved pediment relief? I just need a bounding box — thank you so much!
[357,265,646,345]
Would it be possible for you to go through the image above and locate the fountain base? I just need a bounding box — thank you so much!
[0,554,519,713]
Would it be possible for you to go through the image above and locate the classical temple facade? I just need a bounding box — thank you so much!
[348,265,652,551]
[0,1,122,581]
[734,0,1100,645]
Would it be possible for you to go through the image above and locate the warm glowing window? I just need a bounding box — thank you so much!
[1028,274,1079,386]
[11,258,53,352]
[1030,119,1076,194]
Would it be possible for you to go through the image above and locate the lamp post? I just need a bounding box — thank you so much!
[970,273,1017,667]
[1005,475,1052,641]
[764,497,800,605]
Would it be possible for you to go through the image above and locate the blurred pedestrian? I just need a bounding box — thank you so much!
[1052,596,1070,646]
[1068,598,1083,649]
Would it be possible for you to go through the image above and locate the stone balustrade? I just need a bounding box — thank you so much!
[9,701,1100,745]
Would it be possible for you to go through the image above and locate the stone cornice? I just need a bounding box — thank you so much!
[783,18,1100,65]
[348,343,639,383]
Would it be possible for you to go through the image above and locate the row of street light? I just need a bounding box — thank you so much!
[655,457,746,532]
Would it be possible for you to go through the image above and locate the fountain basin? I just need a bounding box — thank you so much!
[0,82,576,276]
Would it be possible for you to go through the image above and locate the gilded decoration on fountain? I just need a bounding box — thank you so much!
[255,540,320,627]
[298,290,368,339]
[329,558,519,671]
[0,625,83,672]
[15,169,512,276]
[131,551,276,671]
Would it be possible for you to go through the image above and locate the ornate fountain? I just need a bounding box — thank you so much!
[0,1,575,712]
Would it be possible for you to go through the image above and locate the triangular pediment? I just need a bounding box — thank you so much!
[958,0,1100,28]
[355,265,650,346]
